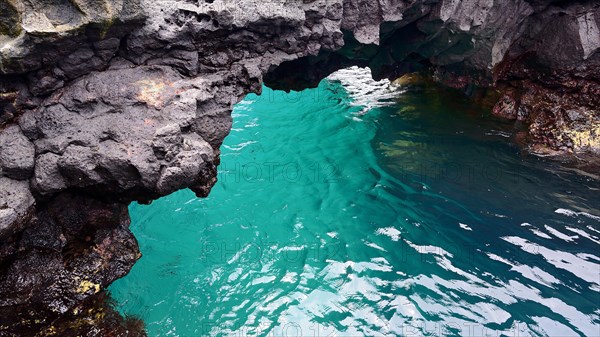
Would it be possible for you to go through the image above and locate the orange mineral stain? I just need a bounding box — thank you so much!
[136,79,171,109]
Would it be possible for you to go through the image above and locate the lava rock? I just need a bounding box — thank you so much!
[0,177,34,239]
[0,125,35,180]
[0,0,600,334]
[32,152,67,195]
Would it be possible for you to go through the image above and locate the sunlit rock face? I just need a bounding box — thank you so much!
[0,0,599,334]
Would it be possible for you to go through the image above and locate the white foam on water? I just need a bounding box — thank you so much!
[501,236,600,286]
[544,224,579,242]
[530,228,552,239]
[375,226,401,241]
[486,253,561,288]
[459,223,473,231]
[555,208,600,221]
[327,66,401,115]
[566,226,600,245]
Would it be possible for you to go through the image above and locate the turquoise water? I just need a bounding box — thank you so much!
[110,68,600,337]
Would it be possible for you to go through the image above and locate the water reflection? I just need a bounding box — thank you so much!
[111,67,599,337]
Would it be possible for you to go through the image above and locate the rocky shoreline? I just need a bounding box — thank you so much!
[0,0,599,335]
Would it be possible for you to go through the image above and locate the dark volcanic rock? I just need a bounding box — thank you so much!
[0,193,139,336]
[0,0,599,334]
[34,292,147,337]
[2,291,147,337]
[0,125,35,180]
[0,177,34,239]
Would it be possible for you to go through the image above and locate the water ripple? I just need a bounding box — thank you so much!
[111,67,600,337]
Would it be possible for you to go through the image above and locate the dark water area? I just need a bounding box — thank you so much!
[110,67,600,337]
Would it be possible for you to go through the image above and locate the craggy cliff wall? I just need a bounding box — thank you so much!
[0,0,598,334]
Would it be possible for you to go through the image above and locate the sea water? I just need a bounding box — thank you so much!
[110,67,600,337]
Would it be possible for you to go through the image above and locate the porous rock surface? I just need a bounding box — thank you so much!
[0,0,598,334]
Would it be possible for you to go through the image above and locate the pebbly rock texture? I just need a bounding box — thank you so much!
[31,292,147,337]
[0,0,599,334]
[0,193,140,335]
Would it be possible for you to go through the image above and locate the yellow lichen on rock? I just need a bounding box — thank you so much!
[554,110,600,154]
[564,123,600,153]
[39,325,57,336]
[76,279,100,294]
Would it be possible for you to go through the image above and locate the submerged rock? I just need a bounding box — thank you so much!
[0,0,599,334]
